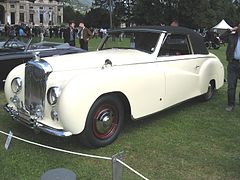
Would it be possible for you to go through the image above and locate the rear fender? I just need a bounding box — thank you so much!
[198,57,224,94]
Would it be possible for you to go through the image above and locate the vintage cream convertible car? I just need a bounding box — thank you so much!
[4,26,224,147]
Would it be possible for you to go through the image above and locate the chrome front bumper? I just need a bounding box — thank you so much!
[4,104,72,137]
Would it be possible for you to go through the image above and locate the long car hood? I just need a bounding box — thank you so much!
[43,49,152,72]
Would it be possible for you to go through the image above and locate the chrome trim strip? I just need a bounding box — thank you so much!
[4,104,72,137]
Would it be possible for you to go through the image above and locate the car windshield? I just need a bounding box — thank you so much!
[2,36,29,50]
[100,31,160,54]
[0,36,75,53]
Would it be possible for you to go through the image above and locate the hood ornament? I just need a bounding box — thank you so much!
[34,52,40,61]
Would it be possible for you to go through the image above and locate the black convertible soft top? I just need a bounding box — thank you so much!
[109,26,208,55]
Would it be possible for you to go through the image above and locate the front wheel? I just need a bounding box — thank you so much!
[79,95,124,148]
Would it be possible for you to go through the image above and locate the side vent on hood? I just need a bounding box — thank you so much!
[102,59,113,69]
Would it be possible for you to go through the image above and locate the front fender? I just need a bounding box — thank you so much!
[4,64,25,106]
[57,69,118,134]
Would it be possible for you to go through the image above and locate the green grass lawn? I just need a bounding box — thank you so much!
[0,42,240,179]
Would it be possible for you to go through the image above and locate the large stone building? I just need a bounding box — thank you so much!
[0,0,63,26]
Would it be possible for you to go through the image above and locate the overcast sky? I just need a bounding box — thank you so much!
[80,0,93,6]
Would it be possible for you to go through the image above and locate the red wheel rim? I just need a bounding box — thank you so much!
[92,104,119,139]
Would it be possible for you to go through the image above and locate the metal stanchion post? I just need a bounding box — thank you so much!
[5,131,13,150]
[112,151,124,180]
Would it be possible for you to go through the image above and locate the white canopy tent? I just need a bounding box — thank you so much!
[212,19,232,30]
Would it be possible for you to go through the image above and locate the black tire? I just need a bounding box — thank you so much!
[212,43,220,49]
[205,41,210,49]
[79,95,124,148]
[200,81,215,101]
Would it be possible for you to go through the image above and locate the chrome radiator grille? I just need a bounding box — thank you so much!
[25,60,52,117]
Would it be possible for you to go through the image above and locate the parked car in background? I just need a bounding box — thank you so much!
[0,24,5,35]
[0,37,85,88]
[203,30,221,49]
[4,26,224,148]
[0,39,5,48]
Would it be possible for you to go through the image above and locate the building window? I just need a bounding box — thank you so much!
[19,13,24,22]
[30,14,34,23]
[11,12,15,24]
[20,6,24,9]
[30,6,33,9]
[40,14,43,23]
[57,16,61,24]
[58,8,61,12]
[10,4,14,8]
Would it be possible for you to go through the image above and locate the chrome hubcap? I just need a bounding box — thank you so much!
[96,110,114,134]
[93,105,118,139]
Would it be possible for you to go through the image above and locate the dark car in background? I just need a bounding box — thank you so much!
[0,37,85,88]
[0,24,5,35]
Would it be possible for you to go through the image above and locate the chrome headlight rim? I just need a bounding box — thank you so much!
[11,77,23,93]
[47,86,61,105]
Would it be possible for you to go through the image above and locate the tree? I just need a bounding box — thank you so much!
[206,0,240,27]
[92,0,109,9]
[177,0,211,28]
[113,1,126,26]
[63,6,84,25]
[133,0,166,25]
[233,0,240,25]
[74,11,84,26]
[163,0,179,24]
[89,0,240,29]
[91,0,136,27]
[84,7,110,28]
[113,0,136,27]
[63,6,76,23]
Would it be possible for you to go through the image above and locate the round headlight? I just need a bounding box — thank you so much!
[47,87,61,105]
[11,77,22,93]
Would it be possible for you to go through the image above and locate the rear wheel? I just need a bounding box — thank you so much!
[200,81,215,101]
[79,95,124,148]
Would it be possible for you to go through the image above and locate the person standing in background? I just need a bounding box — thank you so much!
[220,24,240,111]
[40,23,45,42]
[64,21,76,46]
[170,19,179,27]
[49,26,53,38]
[78,22,92,51]
[18,23,25,41]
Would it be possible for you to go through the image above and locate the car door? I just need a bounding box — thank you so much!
[156,33,206,108]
